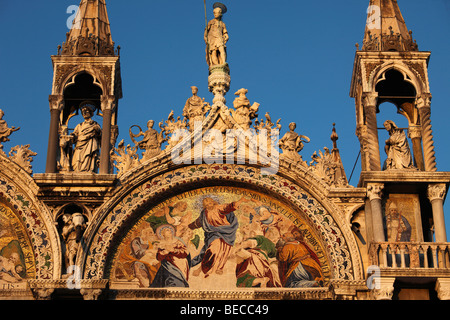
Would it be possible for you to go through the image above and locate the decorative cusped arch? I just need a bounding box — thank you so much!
[368,61,429,97]
[0,156,61,280]
[79,161,363,285]
[54,65,113,97]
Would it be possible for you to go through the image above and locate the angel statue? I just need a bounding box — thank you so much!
[129,120,167,162]
[279,122,310,165]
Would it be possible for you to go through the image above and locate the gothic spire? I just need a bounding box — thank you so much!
[362,0,418,52]
[60,0,116,56]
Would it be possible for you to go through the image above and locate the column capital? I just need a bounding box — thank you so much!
[427,183,447,202]
[416,93,432,109]
[372,277,395,300]
[48,95,64,111]
[408,126,422,139]
[100,95,117,112]
[436,278,450,300]
[362,92,379,107]
[367,183,384,201]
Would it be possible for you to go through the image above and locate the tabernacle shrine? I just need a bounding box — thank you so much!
[1,0,450,300]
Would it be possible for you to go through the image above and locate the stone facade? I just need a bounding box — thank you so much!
[0,0,449,301]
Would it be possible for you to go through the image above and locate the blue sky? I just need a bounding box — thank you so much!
[0,1,450,232]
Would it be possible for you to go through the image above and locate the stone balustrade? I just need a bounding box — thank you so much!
[370,242,450,269]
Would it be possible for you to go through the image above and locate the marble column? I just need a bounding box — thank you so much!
[428,183,447,242]
[45,95,64,173]
[99,95,116,175]
[362,92,381,171]
[416,93,437,172]
[367,183,385,242]
[408,125,425,171]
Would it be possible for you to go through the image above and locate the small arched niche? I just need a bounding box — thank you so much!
[375,69,417,124]
[61,72,103,127]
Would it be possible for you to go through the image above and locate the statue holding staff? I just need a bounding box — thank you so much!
[204,2,229,66]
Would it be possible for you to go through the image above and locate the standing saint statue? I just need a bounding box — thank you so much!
[71,104,102,173]
[383,120,414,170]
[61,213,86,273]
[183,86,211,130]
[204,2,229,66]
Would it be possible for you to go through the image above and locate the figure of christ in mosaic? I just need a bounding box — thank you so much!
[188,196,252,277]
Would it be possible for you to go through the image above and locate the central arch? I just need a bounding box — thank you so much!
[79,161,363,287]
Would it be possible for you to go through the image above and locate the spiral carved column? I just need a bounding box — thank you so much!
[362,92,381,171]
[417,93,437,172]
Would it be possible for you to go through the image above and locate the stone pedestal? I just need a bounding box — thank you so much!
[208,63,230,105]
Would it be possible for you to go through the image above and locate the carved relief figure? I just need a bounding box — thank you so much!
[183,86,211,130]
[205,3,229,66]
[383,120,414,170]
[71,104,102,173]
[279,122,310,164]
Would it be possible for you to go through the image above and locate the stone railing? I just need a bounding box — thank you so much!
[370,242,450,269]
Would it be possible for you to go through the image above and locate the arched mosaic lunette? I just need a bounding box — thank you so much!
[0,158,61,280]
[82,164,357,281]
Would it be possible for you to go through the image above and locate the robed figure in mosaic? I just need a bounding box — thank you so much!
[150,225,191,287]
[188,197,250,277]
